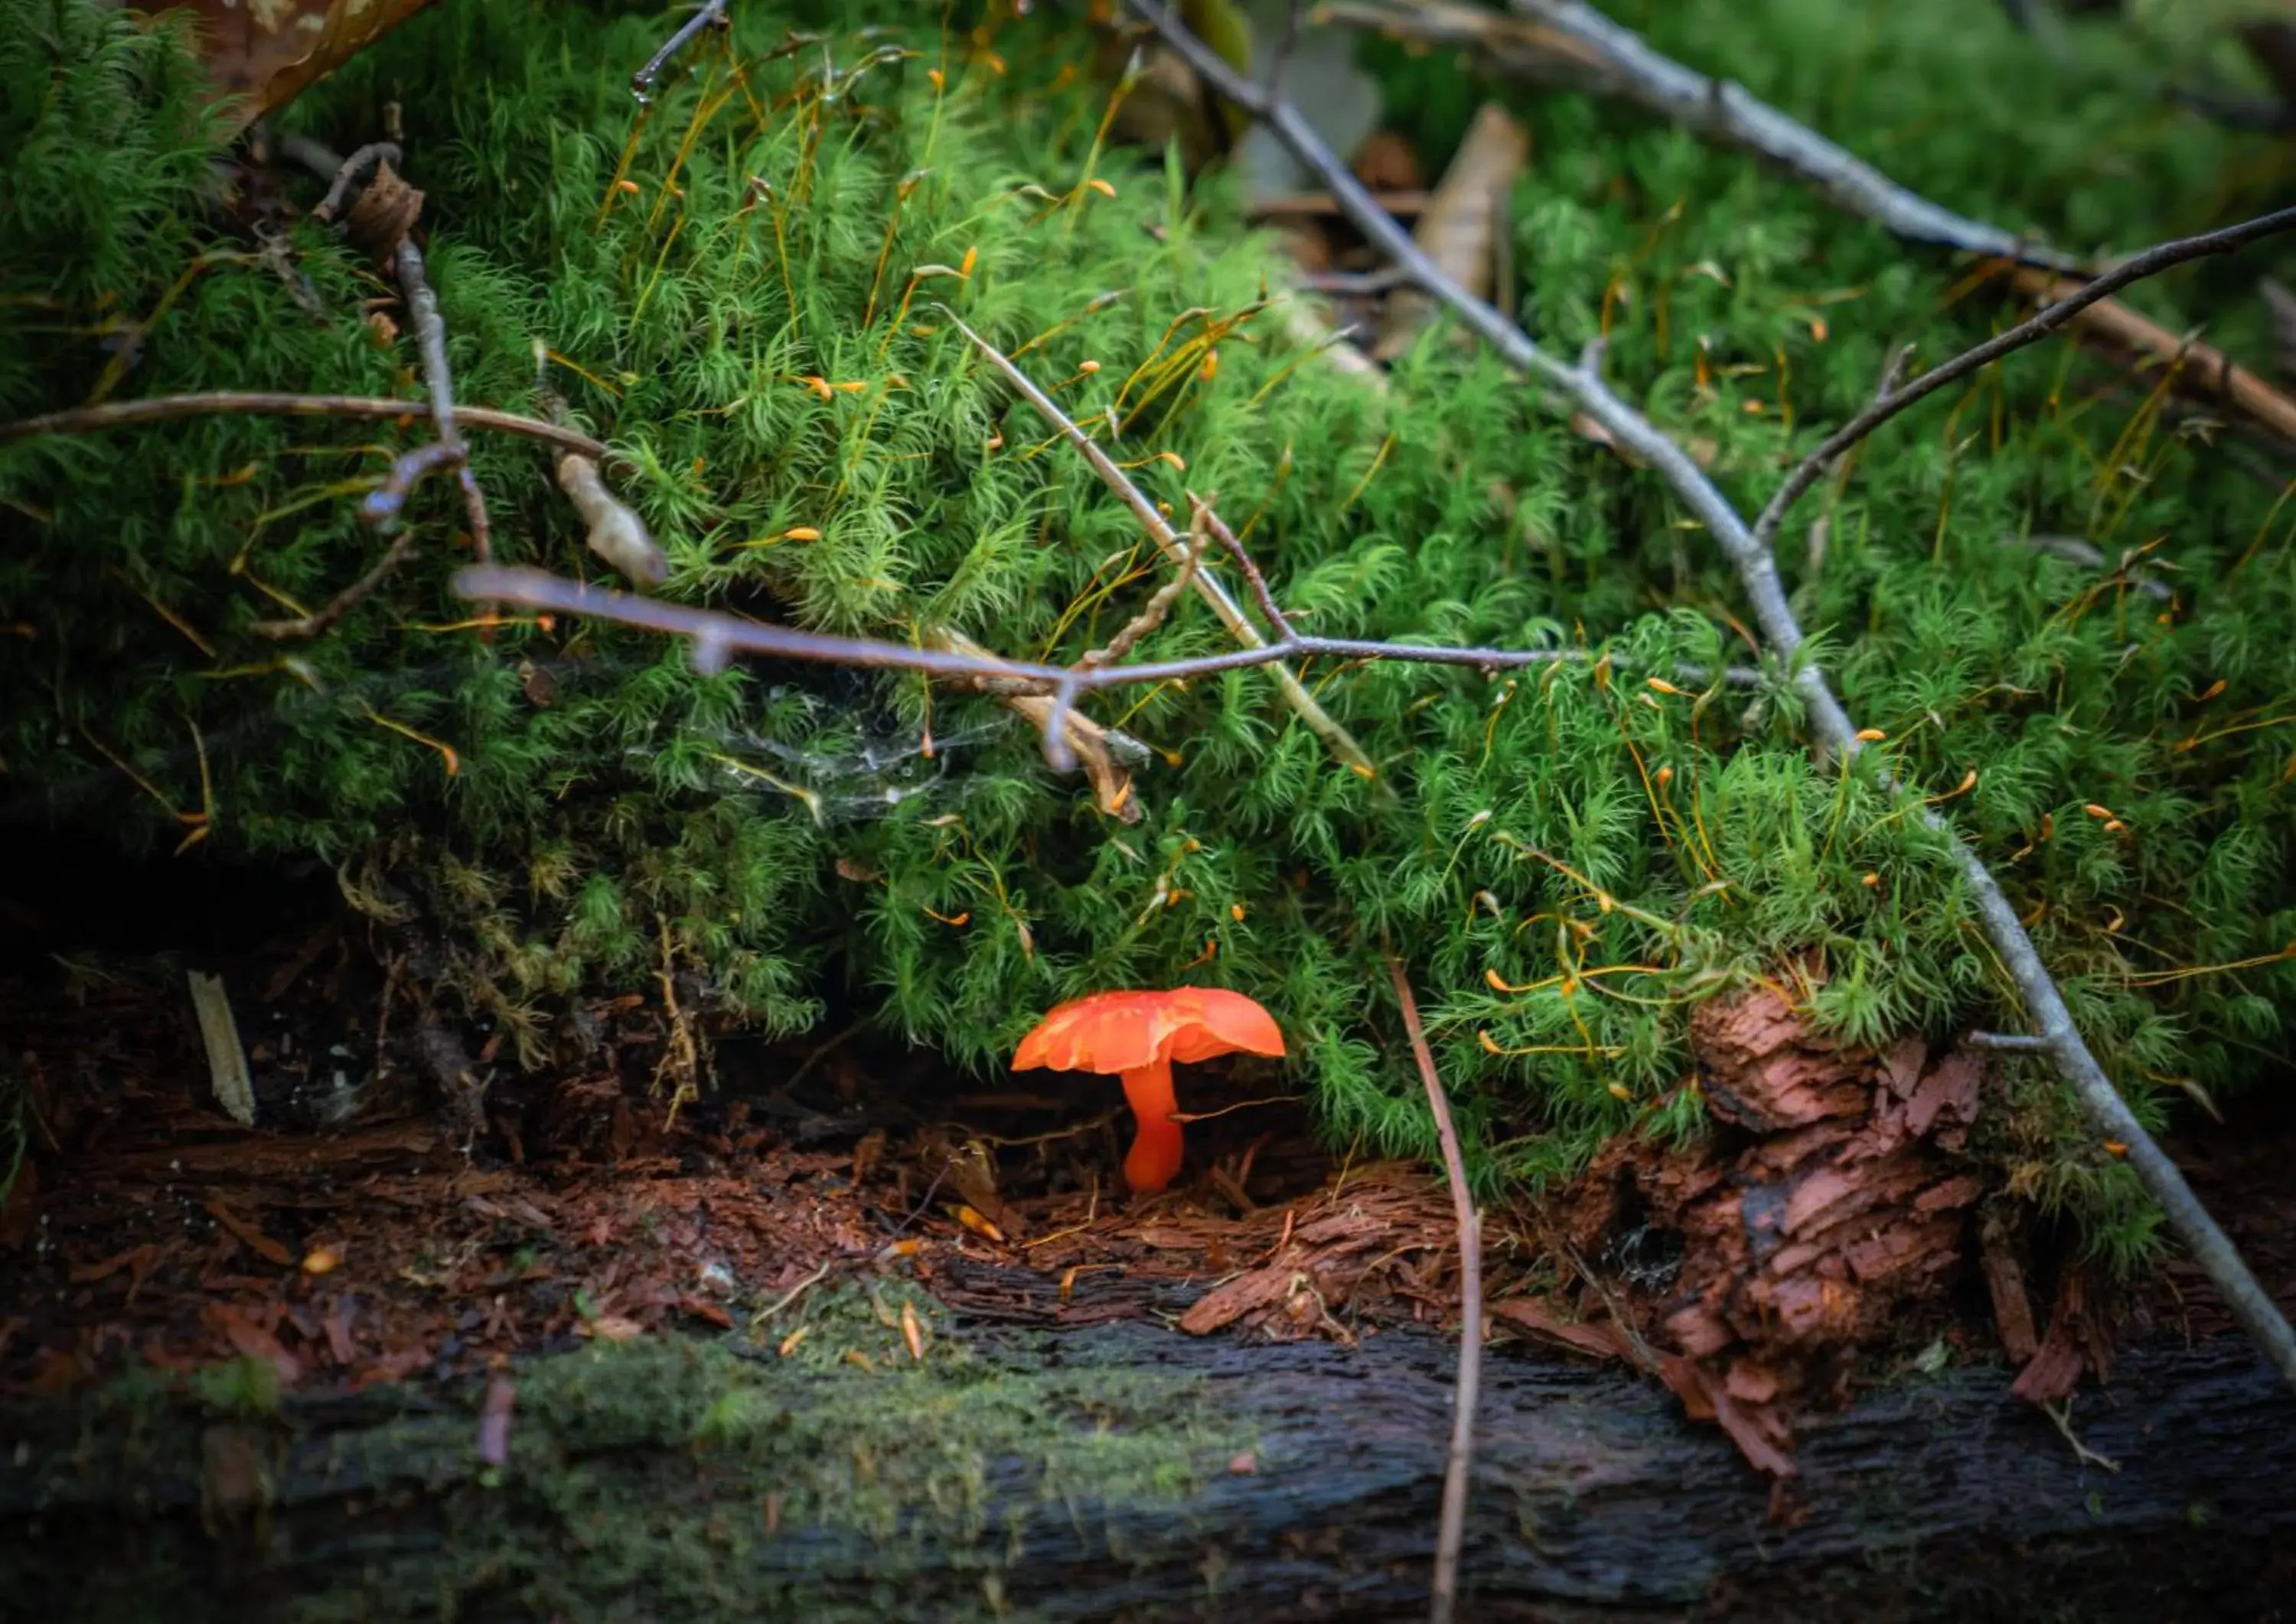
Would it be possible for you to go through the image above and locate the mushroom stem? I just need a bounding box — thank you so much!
[1117,1059,1185,1194]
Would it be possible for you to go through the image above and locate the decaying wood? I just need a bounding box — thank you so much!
[1561,991,1988,1475]
[3,1322,2289,1622]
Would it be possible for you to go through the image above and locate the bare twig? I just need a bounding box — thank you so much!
[2041,1394,2122,1474]
[360,440,466,532]
[1387,957,1482,1624]
[1754,205,2296,550]
[393,236,494,569]
[253,529,422,641]
[1247,188,1433,220]
[1296,265,1415,297]
[1126,0,2296,1391]
[1078,511,1210,667]
[455,561,1756,774]
[311,142,402,223]
[1966,1030,2050,1053]
[0,393,616,465]
[633,0,732,105]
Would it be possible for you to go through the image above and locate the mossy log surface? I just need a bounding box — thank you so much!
[4,1322,2290,1623]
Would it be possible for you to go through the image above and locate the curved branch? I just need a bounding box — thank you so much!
[0,392,617,466]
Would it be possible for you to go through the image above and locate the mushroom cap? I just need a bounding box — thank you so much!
[1012,986,1285,1075]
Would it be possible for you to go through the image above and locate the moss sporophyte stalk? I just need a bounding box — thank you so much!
[3,0,2292,1264]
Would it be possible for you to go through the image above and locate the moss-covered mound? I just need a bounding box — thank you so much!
[3,0,2291,1256]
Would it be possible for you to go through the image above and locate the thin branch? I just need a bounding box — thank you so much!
[311,142,402,223]
[253,529,422,641]
[1966,1030,2050,1052]
[393,236,493,568]
[1387,957,1482,1624]
[1753,205,2296,550]
[633,0,732,105]
[1078,510,1210,668]
[1124,0,2296,1392]
[360,440,465,532]
[1194,499,1295,637]
[1297,265,1416,297]
[1247,188,1433,220]
[453,563,1756,773]
[0,393,616,465]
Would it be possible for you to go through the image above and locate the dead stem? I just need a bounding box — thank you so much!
[253,528,422,641]
[0,393,616,464]
[1388,957,1482,1624]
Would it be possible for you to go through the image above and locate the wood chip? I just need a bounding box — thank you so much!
[186,970,256,1127]
[204,1198,295,1267]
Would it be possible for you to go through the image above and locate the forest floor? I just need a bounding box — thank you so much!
[6,848,2291,1438]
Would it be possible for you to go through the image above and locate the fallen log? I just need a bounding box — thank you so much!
[2,1316,2289,1622]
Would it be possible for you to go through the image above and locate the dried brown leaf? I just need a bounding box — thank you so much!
[1375,103,1528,360]
[155,0,443,132]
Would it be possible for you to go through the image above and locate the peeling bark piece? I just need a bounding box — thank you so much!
[1572,990,1992,1475]
[1980,1211,2042,1364]
[1691,994,1867,1129]
[2014,1265,2103,1404]
[1179,1259,1300,1335]
[1487,1297,1620,1360]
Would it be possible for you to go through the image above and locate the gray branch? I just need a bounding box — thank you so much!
[1123,0,2296,1391]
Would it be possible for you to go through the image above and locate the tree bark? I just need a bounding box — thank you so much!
[3,1322,2290,1623]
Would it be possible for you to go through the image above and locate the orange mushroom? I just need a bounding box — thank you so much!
[1012,986,1285,1194]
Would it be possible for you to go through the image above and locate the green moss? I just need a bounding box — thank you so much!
[3,1319,1243,1623]
[2,0,2291,1265]
[188,1355,285,1418]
